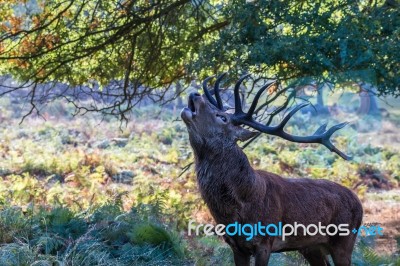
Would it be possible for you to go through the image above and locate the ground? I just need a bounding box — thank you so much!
[0,93,399,264]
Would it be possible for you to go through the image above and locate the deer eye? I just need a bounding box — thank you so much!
[216,114,227,122]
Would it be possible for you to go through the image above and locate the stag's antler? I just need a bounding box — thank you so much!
[230,75,351,160]
[202,74,352,160]
[202,73,228,110]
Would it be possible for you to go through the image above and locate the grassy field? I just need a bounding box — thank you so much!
[0,95,399,265]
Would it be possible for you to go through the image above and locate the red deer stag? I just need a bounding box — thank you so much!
[181,74,363,266]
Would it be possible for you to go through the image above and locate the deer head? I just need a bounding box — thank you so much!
[181,73,351,160]
[181,74,258,158]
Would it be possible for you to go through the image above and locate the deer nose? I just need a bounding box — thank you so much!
[189,92,201,99]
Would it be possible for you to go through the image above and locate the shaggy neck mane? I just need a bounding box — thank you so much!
[191,141,258,221]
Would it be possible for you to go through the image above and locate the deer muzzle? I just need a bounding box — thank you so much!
[181,92,202,123]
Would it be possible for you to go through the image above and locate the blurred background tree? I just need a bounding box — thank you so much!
[0,0,398,119]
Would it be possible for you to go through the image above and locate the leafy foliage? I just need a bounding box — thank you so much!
[0,202,188,265]
[352,239,400,265]
[0,0,399,121]
[0,0,205,87]
[196,0,400,96]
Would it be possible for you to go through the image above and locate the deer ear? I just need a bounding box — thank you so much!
[235,127,258,142]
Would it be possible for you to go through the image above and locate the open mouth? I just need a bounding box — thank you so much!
[181,93,201,123]
[188,98,197,115]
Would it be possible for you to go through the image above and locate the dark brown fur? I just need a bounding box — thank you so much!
[181,93,363,266]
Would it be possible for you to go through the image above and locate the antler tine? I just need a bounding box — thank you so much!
[202,76,218,108]
[275,103,309,130]
[313,123,328,135]
[318,122,352,160]
[214,72,228,110]
[234,74,251,115]
[232,96,351,160]
[246,81,276,118]
[231,103,308,131]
